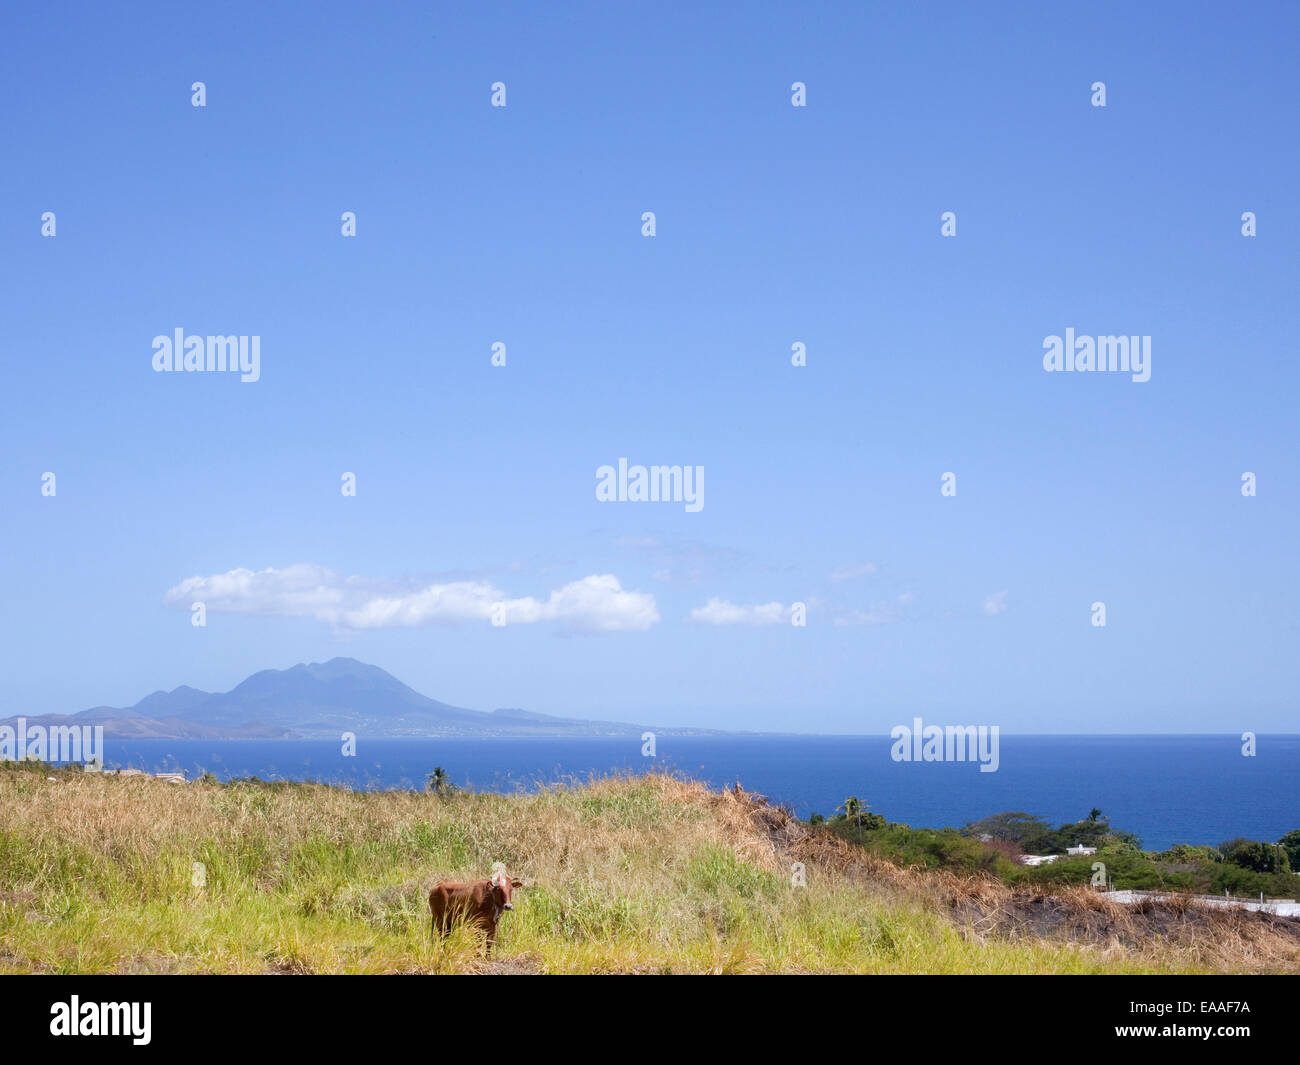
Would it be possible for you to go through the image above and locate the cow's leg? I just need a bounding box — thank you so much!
[484,921,497,956]
[431,898,451,941]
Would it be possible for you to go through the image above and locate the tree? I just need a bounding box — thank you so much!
[1087,808,1103,823]
[962,812,1052,852]
[1102,829,1143,853]
[425,766,455,796]
[1219,838,1284,873]
[838,796,867,840]
[1278,829,1300,871]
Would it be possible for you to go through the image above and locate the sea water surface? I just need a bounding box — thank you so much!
[97,734,1300,851]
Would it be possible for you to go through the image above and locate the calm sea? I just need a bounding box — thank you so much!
[96,734,1300,851]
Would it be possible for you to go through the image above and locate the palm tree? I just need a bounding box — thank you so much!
[1087,808,1103,823]
[838,796,868,841]
[425,766,454,796]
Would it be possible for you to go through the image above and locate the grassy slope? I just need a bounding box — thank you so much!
[0,766,1282,974]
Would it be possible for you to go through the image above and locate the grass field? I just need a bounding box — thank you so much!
[1,762,1295,974]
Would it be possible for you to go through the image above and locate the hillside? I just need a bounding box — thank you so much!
[1,764,1296,974]
[0,658,723,740]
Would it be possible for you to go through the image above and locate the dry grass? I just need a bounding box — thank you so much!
[0,766,1293,974]
[720,785,1300,974]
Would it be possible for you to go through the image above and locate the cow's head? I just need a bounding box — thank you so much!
[488,871,524,913]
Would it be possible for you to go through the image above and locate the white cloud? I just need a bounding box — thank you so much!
[829,562,878,583]
[982,590,1009,616]
[525,573,660,632]
[164,564,659,633]
[687,598,790,626]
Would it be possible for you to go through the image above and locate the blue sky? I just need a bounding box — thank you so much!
[2,2,1297,733]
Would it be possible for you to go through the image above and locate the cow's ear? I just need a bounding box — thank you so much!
[510,877,524,888]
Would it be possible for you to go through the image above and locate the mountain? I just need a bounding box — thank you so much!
[1,659,722,739]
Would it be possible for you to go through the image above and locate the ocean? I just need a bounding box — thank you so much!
[90,734,1300,852]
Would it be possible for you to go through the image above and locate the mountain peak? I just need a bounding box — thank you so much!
[19,659,711,740]
[134,684,212,716]
[302,657,392,681]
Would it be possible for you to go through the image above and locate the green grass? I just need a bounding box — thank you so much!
[0,766,1195,973]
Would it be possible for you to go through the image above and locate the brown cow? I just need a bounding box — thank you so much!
[429,871,524,955]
